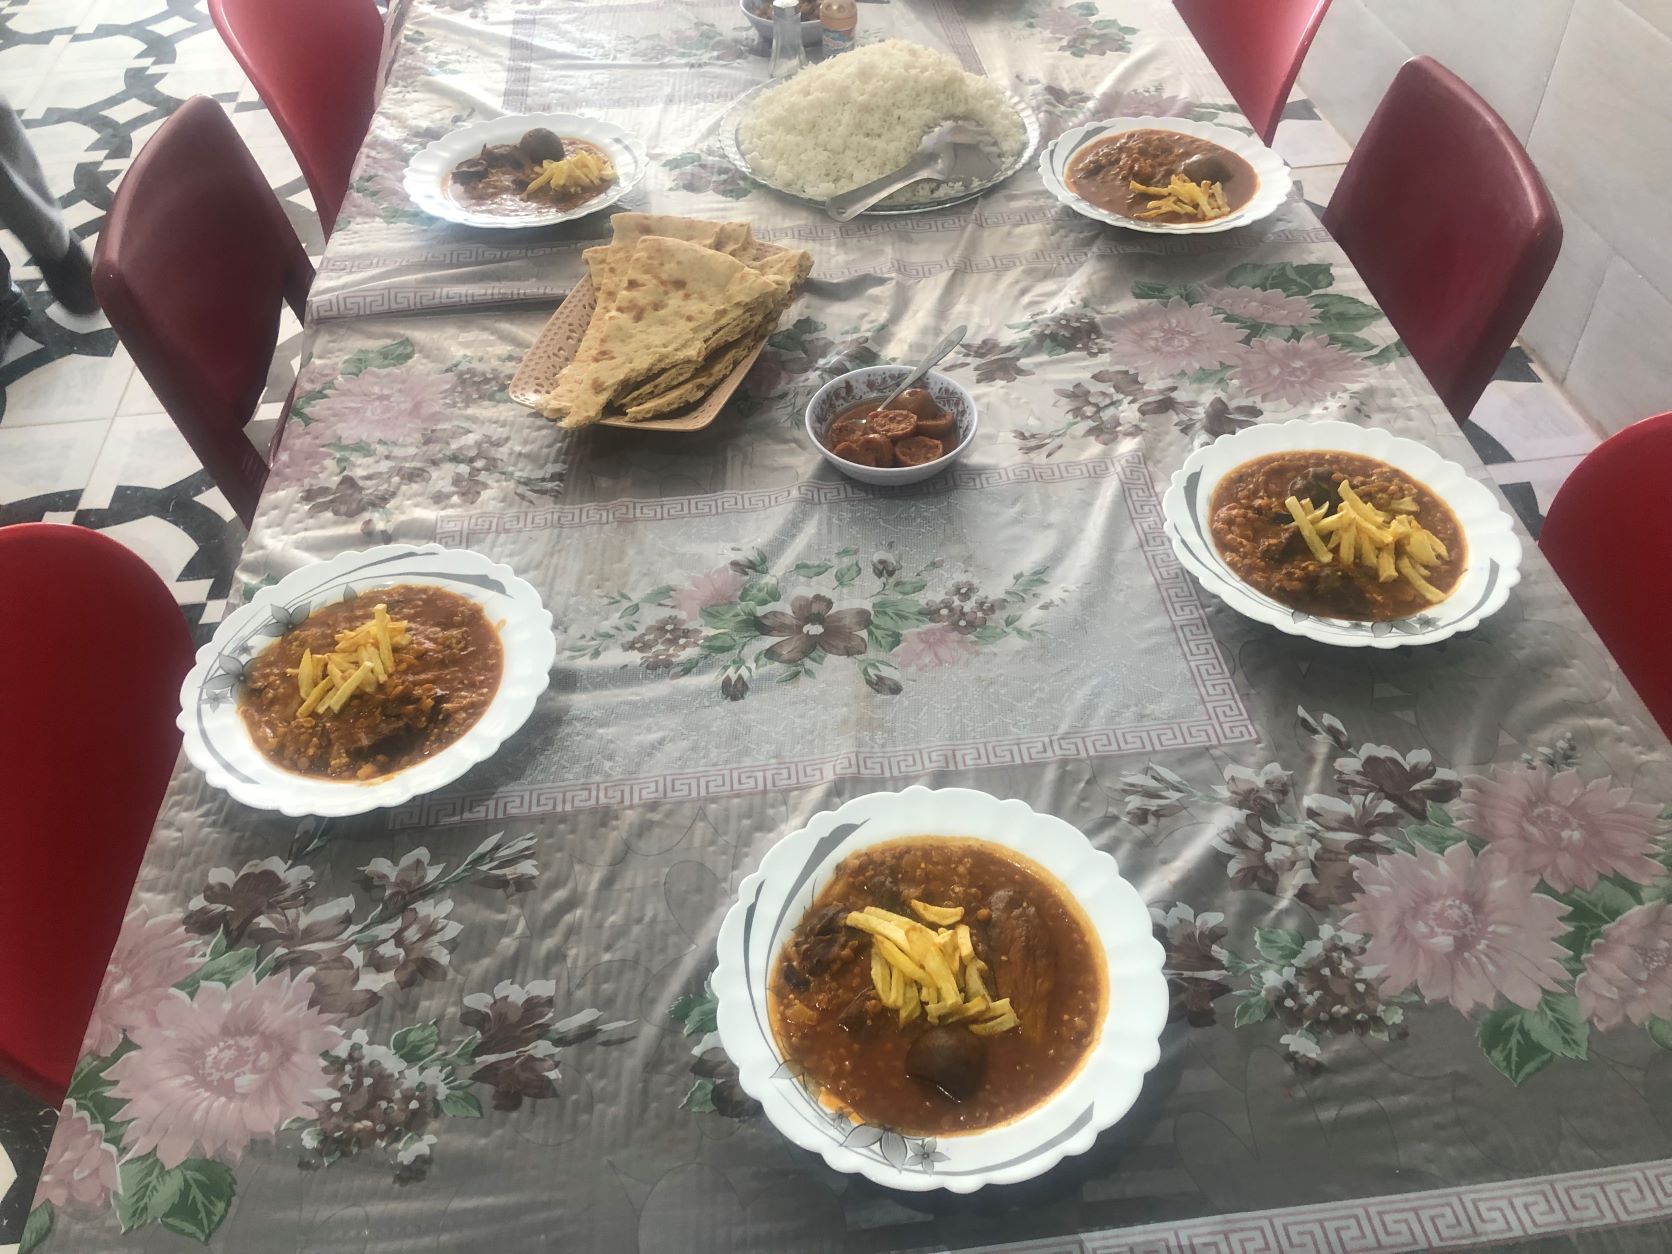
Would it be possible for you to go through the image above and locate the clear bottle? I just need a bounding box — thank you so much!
[770,0,808,78]
[820,0,856,57]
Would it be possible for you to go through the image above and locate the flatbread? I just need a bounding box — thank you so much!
[621,331,768,422]
[616,251,810,411]
[594,214,755,309]
[534,214,812,426]
[554,236,788,428]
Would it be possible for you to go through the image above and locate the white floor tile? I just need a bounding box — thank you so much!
[79,411,201,509]
[1470,379,1603,463]
[78,0,173,30]
[171,576,213,603]
[41,28,151,74]
[0,34,66,98]
[1294,163,1345,210]
[1274,116,1354,169]
[21,69,141,122]
[10,0,93,35]
[0,345,130,426]
[93,512,203,587]
[0,416,109,500]
[1488,454,1588,514]
[116,362,162,417]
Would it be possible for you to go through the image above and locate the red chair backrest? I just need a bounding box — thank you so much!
[1174,0,1331,146]
[94,96,314,527]
[209,0,383,236]
[1323,57,1561,423]
[1540,412,1672,741]
[0,524,195,1103]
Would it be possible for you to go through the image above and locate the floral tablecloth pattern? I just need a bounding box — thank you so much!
[29,2,1672,1252]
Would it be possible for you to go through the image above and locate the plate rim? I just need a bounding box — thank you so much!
[713,785,1169,1193]
[719,79,1041,216]
[402,112,649,230]
[1160,419,1525,648]
[176,544,556,816]
[1038,116,1292,234]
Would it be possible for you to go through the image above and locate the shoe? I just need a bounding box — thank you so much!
[0,280,30,360]
[38,239,98,317]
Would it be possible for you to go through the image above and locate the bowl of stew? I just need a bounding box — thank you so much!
[177,544,555,816]
[1038,117,1290,234]
[805,365,978,486]
[714,786,1168,1192]
[1162,419,1524,647]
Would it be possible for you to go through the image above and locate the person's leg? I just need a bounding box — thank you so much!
[0,95,95,316]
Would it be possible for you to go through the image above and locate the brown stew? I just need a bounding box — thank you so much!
[820,387,957,469]
[768,838,1104,1136]
[239,584,503,780]
[1209,451,1466,621]
[1066,128,1257,223]
[444,133,613,219]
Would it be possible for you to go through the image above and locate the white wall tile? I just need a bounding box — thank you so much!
[1619,0,1672,36]
[1527,0,1672,307]
[1564,259,1672,434]
[1520,194,1612,381]
[1364,0,1573,138]
[1294,0,1410,142]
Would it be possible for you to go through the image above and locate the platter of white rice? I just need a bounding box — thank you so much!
[726,41,1038,213]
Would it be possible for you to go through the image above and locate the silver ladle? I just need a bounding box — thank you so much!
[824,121,1001,221]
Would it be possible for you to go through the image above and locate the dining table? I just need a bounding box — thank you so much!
[26,0,1672,1250]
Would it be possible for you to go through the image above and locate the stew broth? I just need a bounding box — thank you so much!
[239,584,503,780]
[768,838,1105,1136]
[1209,451,1466,620]
[1066,128,1257,223]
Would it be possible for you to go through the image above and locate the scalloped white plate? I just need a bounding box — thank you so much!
[714,786,1168,1193]
[178,545,554,816]
[402,113,648,229]
[1162,420,1524,648]
[1039,117,1291,234]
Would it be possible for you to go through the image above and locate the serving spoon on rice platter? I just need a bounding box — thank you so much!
[824,120,1002,221]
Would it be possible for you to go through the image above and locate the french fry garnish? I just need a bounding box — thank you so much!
[847,902,1022,1036]
[910,899,963,926]
[1286,495,1334,563]
[1397,555,1449,603]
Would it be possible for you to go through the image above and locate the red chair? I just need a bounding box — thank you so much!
[1323,57,1561,423]
[209,0,384,236]
[1540,413,1672,740]
[1174,0,1331,146]
[94,96,315,526]
[0,524,194,1103]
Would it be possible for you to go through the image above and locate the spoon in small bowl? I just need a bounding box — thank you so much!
[873,325,968,411]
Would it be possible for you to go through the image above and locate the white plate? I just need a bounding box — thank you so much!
[403,113,648,229]
[178,545,555,816]
[1039,117,1290,234]
[714,786,1168,1193]
[1162,420,1524,648]
[719,80,1040,216]
[740,0,822,44]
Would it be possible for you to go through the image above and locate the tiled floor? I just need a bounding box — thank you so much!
[0,2,1610,1246]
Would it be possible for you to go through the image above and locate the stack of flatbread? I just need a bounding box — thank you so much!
[534,213,813,427]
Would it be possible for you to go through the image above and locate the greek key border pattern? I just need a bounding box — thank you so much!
[387,715,1237,827]
[1116,455,1255,743]
[310,283,570,322]
[957,1157,1672,1253]
[434,458,1123,540]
